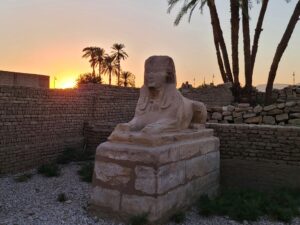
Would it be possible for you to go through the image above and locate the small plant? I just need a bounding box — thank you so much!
[38,164,60,177]
[170,211,186,223]
[197,188,300,223]
[57,193,67,202]
[129,213,148,225]
[14,173,33,182]
[78,162,94,182]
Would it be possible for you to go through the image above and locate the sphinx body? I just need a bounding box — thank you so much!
[110,55,207,137]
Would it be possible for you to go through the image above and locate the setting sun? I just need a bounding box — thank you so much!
[52,76,76,89]
[60,79,76,89]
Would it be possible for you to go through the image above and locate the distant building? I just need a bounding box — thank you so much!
[181,81,193,89]
[0,70,49,88]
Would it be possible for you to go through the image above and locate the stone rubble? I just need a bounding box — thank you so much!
[207,101,300,126]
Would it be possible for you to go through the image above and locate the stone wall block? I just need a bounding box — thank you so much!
[186,151,220,180]
[121,195,156,217]
[94,161,132,186]
[276,114,289,122]
[157,161,185,194]
[263,116,276,125]
[90,186,120,211]
[135,166,156,194]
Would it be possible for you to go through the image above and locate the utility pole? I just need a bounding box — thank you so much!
[54,76,57,89]
[193,77,195,87]
[293,72,295,85]
[212,74,215,85]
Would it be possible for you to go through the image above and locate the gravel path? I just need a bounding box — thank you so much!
[0,163,299,225]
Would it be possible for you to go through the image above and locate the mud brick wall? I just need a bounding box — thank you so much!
[181,84,234,107]
[0,70,49,88]
[0,83,232,174]
[0,85,139,174]
[0,86,91,173]
[207,123,300,190]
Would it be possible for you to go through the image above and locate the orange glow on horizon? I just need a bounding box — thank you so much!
[51,74,77,89]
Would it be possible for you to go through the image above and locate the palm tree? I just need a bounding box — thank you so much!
[120,71,135,87]
[111,43,128,86]
[82,47,98,76]
[168,0,233,83]
[94,47,106,81]
[265,0,300,104]
[168,0,293,103]
[102,55,117,85]
[76,72,102,87]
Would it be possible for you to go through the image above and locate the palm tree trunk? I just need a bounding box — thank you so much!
[242,0,252,91]
[250,0,269,77]
[215,42,227,83]
[109,70,112,85]
[211,15,227,82]
[117,60,121,86]
[98,65,102,84]
[231,0,240,86]
[92,65,95,77]
[265,0,300,104]
[207,0,233,83]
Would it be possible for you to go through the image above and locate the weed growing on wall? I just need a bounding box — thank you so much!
[77,162,94,183]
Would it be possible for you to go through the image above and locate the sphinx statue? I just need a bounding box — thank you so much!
[91,56,220,223]
[110,55,207,136]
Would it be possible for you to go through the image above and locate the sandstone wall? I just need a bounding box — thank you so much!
[207,123,300,190]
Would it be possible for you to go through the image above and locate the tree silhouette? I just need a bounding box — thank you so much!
[94,47,106,82]
[102,54,117,85]
[119,71,135,87]
[111,43,128,86]
[265,0,300,104]
[168,0,296,103]
[82,47,98,76]
[76,72,102,87]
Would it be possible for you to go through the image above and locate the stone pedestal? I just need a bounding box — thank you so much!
[89,128,220,223]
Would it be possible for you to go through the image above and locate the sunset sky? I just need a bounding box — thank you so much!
[0,0,299,89]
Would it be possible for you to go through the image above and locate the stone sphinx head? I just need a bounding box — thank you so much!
[144,56,176,89]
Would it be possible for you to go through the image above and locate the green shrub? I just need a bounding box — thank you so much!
[197,188,300,223]
[129,213,148,225]
[78,162,94,182]
[57,193,67,202]
[14,173,33,182]
[38,164,60,177]
[170,211,186,223]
